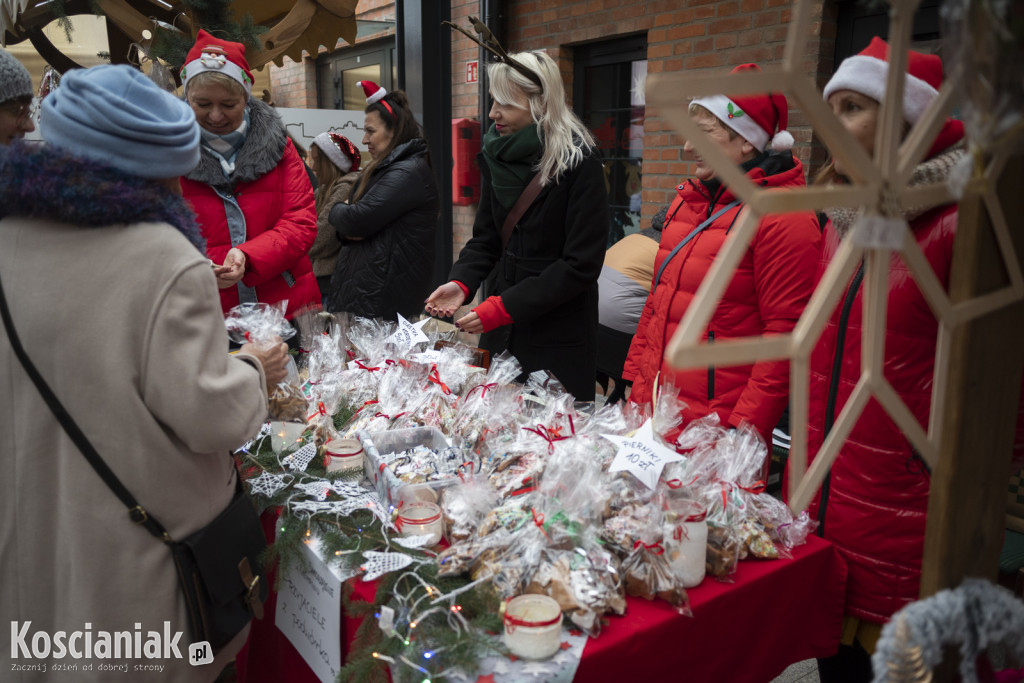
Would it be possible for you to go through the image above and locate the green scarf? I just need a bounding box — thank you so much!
[482,122,542,210]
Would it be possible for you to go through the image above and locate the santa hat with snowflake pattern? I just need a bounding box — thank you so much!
[690,64,794,153]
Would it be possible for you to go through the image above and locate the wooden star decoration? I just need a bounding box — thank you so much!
[644,0,1024,513]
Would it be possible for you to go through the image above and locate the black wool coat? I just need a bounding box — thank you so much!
[448,149,609,400]
[327,138,439,320]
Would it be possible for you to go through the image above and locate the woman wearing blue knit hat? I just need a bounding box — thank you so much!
[0,64,288,681]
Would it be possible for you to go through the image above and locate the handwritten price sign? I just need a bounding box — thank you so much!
[388,314,430,352]
[603,419,683,489]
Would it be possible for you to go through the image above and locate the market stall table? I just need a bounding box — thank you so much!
[235,524,846,683]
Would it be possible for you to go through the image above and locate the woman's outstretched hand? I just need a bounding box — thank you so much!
[424,282,466,319]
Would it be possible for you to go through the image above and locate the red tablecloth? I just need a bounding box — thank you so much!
[236,516,846,683]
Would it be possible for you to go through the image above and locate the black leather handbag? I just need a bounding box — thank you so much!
[0,273,268,652]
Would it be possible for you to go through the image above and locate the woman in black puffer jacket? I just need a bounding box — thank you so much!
[326,82,439,320]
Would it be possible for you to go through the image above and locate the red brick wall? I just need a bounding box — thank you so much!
[268,0,397,108]
[269,1,840,270]
[496,0,836,224]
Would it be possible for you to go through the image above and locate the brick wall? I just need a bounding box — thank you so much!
[267,1,840,270]
[268,0,397,108]
[497,0,837,225]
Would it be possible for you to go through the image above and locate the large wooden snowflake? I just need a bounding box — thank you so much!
[645,0,1023,513]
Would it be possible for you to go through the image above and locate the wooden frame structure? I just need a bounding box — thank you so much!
[646,0,1024,604]
[1,0,360,70]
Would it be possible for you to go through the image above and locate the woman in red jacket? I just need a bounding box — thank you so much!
[180,30,319,320]
[796,38,968,682]
[623,63,821,445]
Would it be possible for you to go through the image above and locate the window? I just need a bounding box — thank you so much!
[573,34,648,247]
[317,40,397,110]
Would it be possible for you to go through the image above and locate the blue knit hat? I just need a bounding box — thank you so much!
[41,64,199,179]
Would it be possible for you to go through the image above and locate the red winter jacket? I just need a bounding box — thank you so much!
[623,156,820,442]
[181,98,319,319]
[795,205,958,623]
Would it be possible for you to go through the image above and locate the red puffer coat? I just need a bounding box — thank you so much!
[623,155,820,442]
[181,98,319,319]
[796,205,958,623]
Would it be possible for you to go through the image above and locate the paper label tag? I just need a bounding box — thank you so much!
[604,419,684,489]
[851,215,906,250]
[388,314,430,352]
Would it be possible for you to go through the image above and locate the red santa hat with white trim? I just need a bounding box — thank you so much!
[823,36,940,124]
[823,36,964,156]
[180,29,254,95]
[690,64,794,153]
[357,80,388,105]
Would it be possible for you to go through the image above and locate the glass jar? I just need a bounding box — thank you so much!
[324,437,364,473]
[394,501,444,546]
[502,594,563,660]
[664,514,708,588]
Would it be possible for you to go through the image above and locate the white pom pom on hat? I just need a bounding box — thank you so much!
[357,80,388,105]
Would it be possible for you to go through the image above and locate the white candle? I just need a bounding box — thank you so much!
[395,501,444,546]
[324,437,364,473]
[665,516,708,588]
[503,594,563,660]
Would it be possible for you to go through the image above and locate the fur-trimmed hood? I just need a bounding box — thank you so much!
[0,140,204,250]
[185,97,287,189]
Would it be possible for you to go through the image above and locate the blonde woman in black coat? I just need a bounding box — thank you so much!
[425,51,609,400]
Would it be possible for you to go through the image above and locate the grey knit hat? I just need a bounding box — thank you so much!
[0,48,33,104]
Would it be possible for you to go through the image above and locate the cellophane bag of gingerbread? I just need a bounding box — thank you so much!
[225,301,307,421]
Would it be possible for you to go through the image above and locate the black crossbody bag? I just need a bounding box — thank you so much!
[0,272,268,652]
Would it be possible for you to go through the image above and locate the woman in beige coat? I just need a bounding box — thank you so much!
[0,65,288,682]
[308,131,362,304]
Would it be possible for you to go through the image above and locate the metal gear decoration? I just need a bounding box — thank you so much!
[644,0,1024,514]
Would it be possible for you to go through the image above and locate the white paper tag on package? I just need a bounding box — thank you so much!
[604,419,684,489]
[388,314,430,352]
[411,349,443,365]
[851,214,906,250]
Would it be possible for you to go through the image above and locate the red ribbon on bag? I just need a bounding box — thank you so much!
[633,540,665,555]
[306,401,327,422]
[465,382,497,400]
[354,399,379,413]
[531,508,549,539]
[354,359,380,372]
[426,364,451,395]
[522,424,569,454]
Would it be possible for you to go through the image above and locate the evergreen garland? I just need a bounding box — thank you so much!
[239,417,508,683]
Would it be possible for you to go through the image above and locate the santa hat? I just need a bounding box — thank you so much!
[691,64,794,153]
[823,36,963,156]
[181,29,254,95]
[824,37,942,125]
[357,80,387,105]
[312,132,361,173]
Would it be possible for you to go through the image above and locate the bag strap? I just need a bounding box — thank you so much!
[501,174,544,250]
[0,272,173,543]
[652,199,742,294]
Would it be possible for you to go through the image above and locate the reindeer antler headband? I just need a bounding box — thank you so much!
[443,16,544,92]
